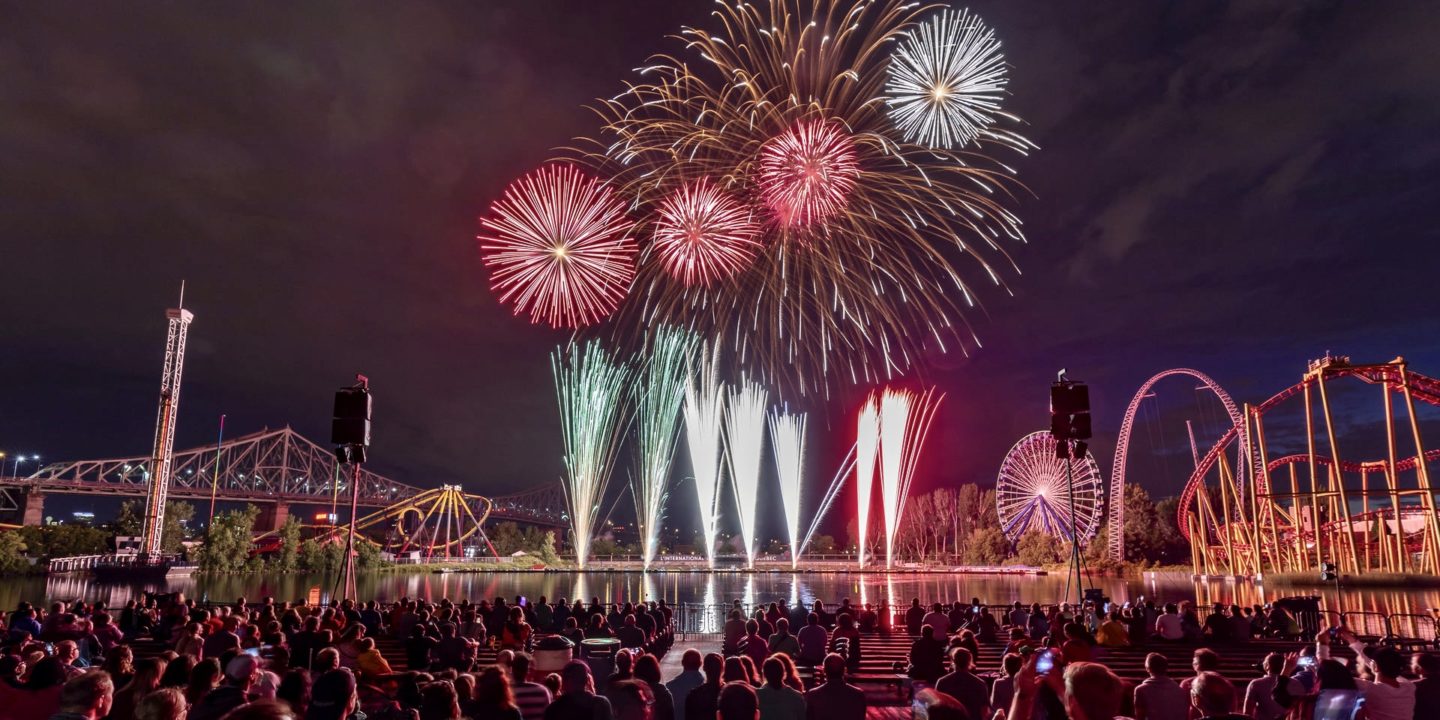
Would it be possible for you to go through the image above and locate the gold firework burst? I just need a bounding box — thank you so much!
[573,0,1034,395]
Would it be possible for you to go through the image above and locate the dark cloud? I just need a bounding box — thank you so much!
[2,1,1438,533]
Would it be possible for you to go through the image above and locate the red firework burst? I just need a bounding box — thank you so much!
[478,164,637,328]
[757,118,860,227]
[652,178,761,286]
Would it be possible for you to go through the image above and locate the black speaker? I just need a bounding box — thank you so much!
[1050,383,1090,416]
[331,385,372,447]
[1050,381,1092,440]
[331,417,370,447]
[333,388,372,422]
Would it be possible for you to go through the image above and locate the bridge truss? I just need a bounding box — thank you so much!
[0,426,565,526]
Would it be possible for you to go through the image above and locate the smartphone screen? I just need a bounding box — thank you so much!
[243,647,261,657]
[1315,690,1362,720]
[1036,649,1055,674]
[912,696,929,720]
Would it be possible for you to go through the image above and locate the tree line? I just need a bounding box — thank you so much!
[847,483,1191,568]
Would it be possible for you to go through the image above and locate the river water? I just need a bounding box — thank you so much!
[4,570,1436,620]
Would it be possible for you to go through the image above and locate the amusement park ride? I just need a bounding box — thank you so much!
[310,484,502,560]
[999,354,1440,581]
[1175,355,1440,579]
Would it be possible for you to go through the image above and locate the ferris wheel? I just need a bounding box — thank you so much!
[996,430,1105,542]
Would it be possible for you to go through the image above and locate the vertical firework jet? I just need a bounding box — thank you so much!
[855,397,881,568]
[768,407,807,570]
[632,326,698,570]
[879,387,945,569]
[553,340,633,569]
[725,379,770,569]
[683,341,726,568]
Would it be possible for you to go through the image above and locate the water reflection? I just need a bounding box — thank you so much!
[8,571,1439,619]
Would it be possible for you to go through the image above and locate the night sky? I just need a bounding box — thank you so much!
[3,2,1439,535]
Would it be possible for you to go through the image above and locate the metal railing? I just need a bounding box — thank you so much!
[389,555,510,565]
[47,553,192,573]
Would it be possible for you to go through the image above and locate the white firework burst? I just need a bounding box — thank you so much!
[885,8,1007,148]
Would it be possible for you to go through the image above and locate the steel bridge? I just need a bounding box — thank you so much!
[0,426,565,529]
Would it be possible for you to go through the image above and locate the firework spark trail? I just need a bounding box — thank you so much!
[682,341,726,568]
[632,326,698,570]
[801,443,856,565]
[856,396,881,568]
[479,164,637,328]
[879,387,945,569]
[553,340,633,569]
[885,8,1008,149]
[580,0,1034,395]
[725,379,770,569]
[768,407,807,570]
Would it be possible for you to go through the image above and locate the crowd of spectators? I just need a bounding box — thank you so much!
[2,593,1437,720]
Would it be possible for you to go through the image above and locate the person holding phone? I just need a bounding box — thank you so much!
[1311,659,1363,720]
[1326,627,1415,720]
[1243,652,1304,720]
[1007,655,1126,720]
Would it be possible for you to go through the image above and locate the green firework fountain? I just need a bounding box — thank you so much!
[632,326,698,569]
[553,339,632,569]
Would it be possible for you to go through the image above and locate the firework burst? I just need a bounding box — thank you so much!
[632,326,698,569]
[479,164,638,328]
[580,0,1033,394]
[682,340,727,568]
[885,8,1008,149]
[553,339,633,569]
[725,379,770,569]
[758,119,860,227]
[653,178,762,286]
